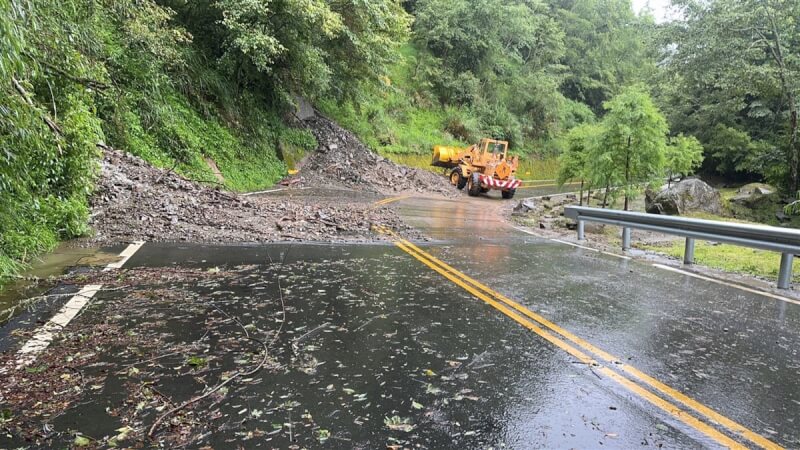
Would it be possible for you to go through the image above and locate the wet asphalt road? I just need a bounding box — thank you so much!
[2,184,799,449]
[396,194,800,448]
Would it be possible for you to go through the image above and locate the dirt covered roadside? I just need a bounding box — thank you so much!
[83,147,444,246]
[507,193,677,247]
[83,112,458,246]
[295,115,456,198]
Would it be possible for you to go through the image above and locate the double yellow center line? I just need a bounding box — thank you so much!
[371,195,410,209]
[374,224,782,450]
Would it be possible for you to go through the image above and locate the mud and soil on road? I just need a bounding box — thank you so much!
[294,115,456,198]
[83,150,444,247]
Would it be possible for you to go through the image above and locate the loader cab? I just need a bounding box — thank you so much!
[480,139,509,159]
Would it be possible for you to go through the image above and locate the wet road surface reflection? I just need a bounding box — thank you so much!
[1,189,798,448]
[2,244,706,448]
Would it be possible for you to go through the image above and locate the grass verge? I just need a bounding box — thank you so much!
[639,240,800,283]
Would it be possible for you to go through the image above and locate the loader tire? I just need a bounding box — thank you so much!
[450,169,467,190]
[501,189,516,199]
[467,173,482,197]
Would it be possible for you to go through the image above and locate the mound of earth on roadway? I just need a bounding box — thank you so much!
[297,114,456,197]
[84,149,418,245]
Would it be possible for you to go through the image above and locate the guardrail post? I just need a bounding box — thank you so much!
[622,227,631,251]
[577,220,585,241]
[778,253,794,289]
[684,238,695,265]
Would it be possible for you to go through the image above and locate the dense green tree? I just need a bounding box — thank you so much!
[657,0,800,192]
[553,0,655,112]
[665,134,704,186]
[557,123,602,205]
[209,0,411,103]
[412,0,566,146]
[589,86,668,210]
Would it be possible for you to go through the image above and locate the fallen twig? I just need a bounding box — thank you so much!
[154,159,181,184]
[291,322,330,352]
[353,313,393,332]
[147,335,268,438]
[148,246,292,439]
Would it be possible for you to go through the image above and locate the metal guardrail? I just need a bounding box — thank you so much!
[563,206,798,289]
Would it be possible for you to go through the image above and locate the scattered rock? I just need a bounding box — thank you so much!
[513,199,536,215]
[84,149,420,245]
[731,182,778,208]
[295,114,455,197]
[645,179,722,215]
[736,182,775,197]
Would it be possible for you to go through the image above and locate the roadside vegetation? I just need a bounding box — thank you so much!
[640,240,800,284]
[2,0,800,284]
[638,202,800,283]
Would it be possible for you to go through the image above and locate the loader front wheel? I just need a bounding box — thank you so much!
[501,189,516,199]
[467,173,482,197]
[450,169,467,190]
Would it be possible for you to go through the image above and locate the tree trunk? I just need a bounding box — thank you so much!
[764,14,799,192]
[789,97,799,194]
[579,180,585,206]
[624,136,631,211]
[602,184,610,208]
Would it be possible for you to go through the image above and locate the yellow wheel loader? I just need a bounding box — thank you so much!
[432,138,521,199]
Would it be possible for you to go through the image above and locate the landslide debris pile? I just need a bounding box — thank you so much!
[87,149,417,244]
[300,115,455,197]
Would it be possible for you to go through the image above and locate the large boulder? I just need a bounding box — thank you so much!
[645,178,722,215]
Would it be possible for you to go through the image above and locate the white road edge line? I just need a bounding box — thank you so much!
[520,224,795,303]
[15,284,103,368]
[651,263,800,306]
[550,238,598,252]
[600,250,632,260]
[551,238,632,260]
[104,241,145,271]
[12,241,146,368]
[514,226,632,260]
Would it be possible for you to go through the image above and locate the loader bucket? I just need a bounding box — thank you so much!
[432,145,461,168]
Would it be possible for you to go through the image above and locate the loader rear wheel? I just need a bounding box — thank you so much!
[467,173,482,197]
[501,189,516,199]
[450,169,467,190]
